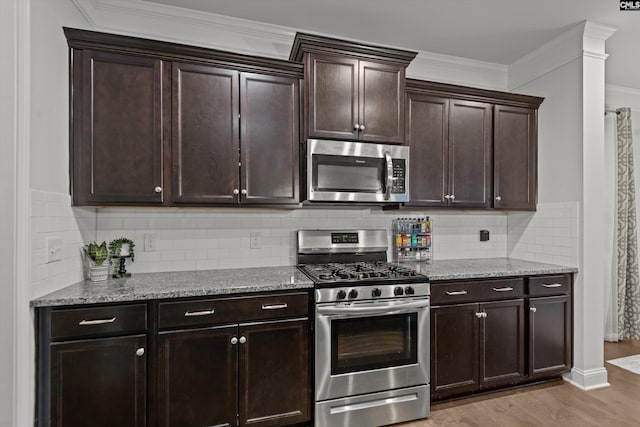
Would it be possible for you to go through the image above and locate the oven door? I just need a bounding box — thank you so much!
[315,297,429,401]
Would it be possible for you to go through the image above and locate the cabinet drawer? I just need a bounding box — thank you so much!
[528,275,570,296]
[50,304,147,340]
[158,292,309,329]
[431,278,524,305]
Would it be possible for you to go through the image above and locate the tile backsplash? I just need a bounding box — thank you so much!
[31,191,578,288]
[507,201,579,267]
[96,208,509,273]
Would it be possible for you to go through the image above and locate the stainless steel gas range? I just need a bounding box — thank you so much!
[297,229,430,427]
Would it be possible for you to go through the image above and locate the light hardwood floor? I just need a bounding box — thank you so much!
[397,340,640,427]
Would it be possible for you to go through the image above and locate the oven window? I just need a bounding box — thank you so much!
[313,154,384,193]
[331,313,417,375]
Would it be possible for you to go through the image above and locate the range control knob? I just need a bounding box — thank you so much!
[371,288,382,297]
[405,286,415,295]
[394,286,404,296]
[348,289,359,299]
[336,290,347,300]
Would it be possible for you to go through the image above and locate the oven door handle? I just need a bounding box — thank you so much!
[384,150,393,200]
[317,299,429,316]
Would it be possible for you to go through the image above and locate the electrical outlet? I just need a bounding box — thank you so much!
[144,233,157,251]
[250,232,262,249]
[46,236,62,263]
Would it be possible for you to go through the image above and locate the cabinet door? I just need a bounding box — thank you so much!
[431,304,479,399]
[494,105,537,210]
[172,63,240,204]
[448,100,492,208]
[75,51,164,205]
[529,295,572,378]
[157,325,237,427]
[359,60,405,143]
[480,299,525,388]
[238,320,310,427]
[240,73,300,204]
[49,335,146,427]
[405,92,449,207]
[306,53,359,140]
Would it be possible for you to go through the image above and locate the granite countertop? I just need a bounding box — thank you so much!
[31,266,314,308]
[31,258,578,308]
[405,258,578,281]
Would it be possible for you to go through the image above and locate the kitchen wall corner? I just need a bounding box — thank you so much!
[507,201,579,267]
[30,189,96,298]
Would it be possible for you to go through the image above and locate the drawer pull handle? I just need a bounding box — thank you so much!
[184,309,215,317]
[445,290,468,296]
[262,303,288,310]
[492,287,514,292]
[78,317,116,326]
[542,283,563,288]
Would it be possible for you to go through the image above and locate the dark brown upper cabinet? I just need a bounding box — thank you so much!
[290,32,417,144]
[65,27,302,207]
[405,79,543,211]
[405,91,492,208]
[172,64,300,205]
[494,105,538,210]
[71,49,168,205]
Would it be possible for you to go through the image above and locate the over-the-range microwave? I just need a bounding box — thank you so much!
[305,139,410,203]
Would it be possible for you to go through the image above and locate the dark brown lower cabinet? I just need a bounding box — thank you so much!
[158,326,237,427]
[49,335,147,427]
[158,320,310,427]
[431,299,524,399]
[529,295,572,378]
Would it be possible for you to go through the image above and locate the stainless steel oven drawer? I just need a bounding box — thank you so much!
[315,385,429,427]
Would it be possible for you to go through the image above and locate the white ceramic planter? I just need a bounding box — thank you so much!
[89,264,109,282]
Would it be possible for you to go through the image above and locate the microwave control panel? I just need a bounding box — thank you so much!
[391,159,406,193]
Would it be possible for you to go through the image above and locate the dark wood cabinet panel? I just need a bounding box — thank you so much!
[49,335,146,427]
[481,299,525,388]
[306,54,359,141]
[448,99,493,208]
[240,73,300,204]
[405,93,448,207]
[74,50,165,205]
[529,295,572,378]
[431,303,479,398]
[359,60,405,143]
[494,105,537,210]
[157,326,237,427]
[171,63,240,204]
[239,320,310,427]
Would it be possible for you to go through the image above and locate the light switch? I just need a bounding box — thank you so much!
[47,236,62,263]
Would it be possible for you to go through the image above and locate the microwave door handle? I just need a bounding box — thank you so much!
[384,151,393,200]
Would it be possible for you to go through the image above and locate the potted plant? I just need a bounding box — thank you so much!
[83,241,109,282]
[109,237,135,278]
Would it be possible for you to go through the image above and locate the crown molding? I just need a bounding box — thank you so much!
[408,51,507,91]
[508,20,616,91]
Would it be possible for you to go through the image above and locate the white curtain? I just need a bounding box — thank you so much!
[615,108,640,340]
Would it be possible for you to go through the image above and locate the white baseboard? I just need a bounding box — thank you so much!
[563,367,610,391]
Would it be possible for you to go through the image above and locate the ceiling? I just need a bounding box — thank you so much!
[143,0,640,91]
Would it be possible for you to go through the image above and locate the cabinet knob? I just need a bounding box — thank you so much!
[359,124,365,131]
[475,312,483,319]
[154,186,162,193]
[354,123,360,130]
[233,189,239,195]
[530,307,537,313]
[239,336,247,344]
[241,189,247,195]
[450,194,456,200]
[444,195,451,200]
[495,196,502,201]
[231,337,238,345]
[135,347,145,357]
